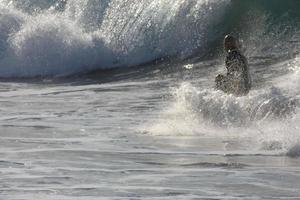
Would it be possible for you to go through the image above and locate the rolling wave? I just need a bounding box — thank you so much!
[0,0,299,77]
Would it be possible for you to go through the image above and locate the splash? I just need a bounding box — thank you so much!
[0,0,229,77]
[1,0,299,78]
[146,55,300,156]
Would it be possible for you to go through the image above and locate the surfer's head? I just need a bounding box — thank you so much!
[224,34,238,51]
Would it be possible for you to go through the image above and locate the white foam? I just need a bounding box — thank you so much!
[0,0,229,77]
[146,57,300,155]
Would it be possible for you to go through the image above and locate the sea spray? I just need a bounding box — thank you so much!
[146,57,300,156]
[0,0,229,77]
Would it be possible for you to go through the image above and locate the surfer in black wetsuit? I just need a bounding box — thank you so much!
[215,34,251,96]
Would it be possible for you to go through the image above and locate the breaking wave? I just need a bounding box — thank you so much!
[0,0,299,77]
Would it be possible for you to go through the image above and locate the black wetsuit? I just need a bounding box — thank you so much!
[216,49,251,95]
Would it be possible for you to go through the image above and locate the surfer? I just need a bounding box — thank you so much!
[215,34,251,96]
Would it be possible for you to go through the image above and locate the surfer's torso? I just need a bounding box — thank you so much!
[216,49,251,95]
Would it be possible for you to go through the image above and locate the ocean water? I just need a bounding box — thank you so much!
[0,0,300,199]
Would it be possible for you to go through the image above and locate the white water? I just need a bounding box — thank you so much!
[1,54,300,199]
[1,0,300,199]
[0,0,228,77]
[148,56,300,154]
